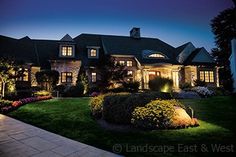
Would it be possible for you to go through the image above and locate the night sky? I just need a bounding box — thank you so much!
[0,0,234,51]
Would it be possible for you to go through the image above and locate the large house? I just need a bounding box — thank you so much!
[0,28,219,90]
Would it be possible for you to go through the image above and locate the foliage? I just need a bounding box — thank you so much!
[211,7,236,92]
[34,90,51,96]
[63,83,84,97]
[194,79,206,87]
[122,81,140,92]
[148,77,173,93]
[96,55,128,92]
[0,58,23,98]
[35,70,59,92]
[131,99,185,129]
[77,66,89,94]
[54,84,66,93]
[102,92,172,124]
[179,82,192,90]
[0,96,52,113]
[90,92,129,119]
[8,96,236,157]
[191,86,214,97]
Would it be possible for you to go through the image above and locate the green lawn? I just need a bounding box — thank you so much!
[8,96,236,157]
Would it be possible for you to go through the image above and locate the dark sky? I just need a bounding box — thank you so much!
[0,0,234,51]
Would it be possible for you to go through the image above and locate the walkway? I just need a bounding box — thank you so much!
[0,114,122,157]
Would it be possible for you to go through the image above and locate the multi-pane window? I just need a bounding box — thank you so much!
[61,72,72,83]
[119,61,125,65]
[91,72,97,82]
[127,61,133,67]
[90,49,97,57]
[61,46,73,56]
[199,71,214,83]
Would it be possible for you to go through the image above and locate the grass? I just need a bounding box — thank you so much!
[8,96,236,157]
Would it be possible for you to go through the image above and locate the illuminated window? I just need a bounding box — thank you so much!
[127,70,133,76]
[23,70,28,81]
[199,71,214,83]
[91,72,96,83]
[119,61,125,65]
[88,47,99,58]
[61,72,72,83]
[127,61,133,67]
[61,46,73,56]
[17,69,28,81]
[90,49,97,57]
[148,53,165,58]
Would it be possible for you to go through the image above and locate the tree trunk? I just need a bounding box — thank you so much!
[2,82,5,98]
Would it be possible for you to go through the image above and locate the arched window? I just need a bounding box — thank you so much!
[148,53,166,58]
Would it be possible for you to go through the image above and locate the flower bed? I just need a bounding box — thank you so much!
[0,96,52,114]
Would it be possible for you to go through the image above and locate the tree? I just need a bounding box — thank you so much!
[35,70,59,92]
[0,58,23,98]
[96,55,128,91]
[210,5,236,92]
[77,66,89,94]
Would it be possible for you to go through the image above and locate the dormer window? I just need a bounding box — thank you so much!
[60,45,74,57]
[87,46,100,58]
[90,49,97,57]
[148,53,165,58]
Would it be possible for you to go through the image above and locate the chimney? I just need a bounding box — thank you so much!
[130,27,140,39]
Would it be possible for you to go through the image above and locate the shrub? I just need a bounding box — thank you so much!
[0,99,13,108]
[131,99,185,129]
[148,77,173,93]
[122,81,140,92]
[64,83,84,97]
[54,84,66,93]
[191,86,213,97]
[90,92,129,119]
[179,82,192,90]
[34,90,50,96]
[103,92,172,124]
[194,79,206,86]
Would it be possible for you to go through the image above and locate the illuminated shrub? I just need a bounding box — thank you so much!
[131,99,185,129]
[90,93,130,119]
[102,92,172,124]
[34,90,51,96]
[148,77,173,93]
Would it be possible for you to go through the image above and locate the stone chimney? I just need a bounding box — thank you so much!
[130,27,140,39]
[230,38,236,92]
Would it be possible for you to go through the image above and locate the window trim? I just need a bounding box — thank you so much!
[60,45,74,57]
[88,47,99,59]
[199,70,214,83]
[61,72,73,83]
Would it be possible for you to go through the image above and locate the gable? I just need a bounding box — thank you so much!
[192,48,214,63]
[176,42,196,63]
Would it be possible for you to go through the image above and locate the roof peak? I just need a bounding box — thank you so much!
[60,34,73,42]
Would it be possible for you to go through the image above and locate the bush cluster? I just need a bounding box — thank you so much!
[64,83,84,97]
[102,92,172,124]
[0,96,52,113]
[131,99,184,129]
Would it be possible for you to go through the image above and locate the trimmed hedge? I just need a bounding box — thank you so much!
[102,92,172,124]
[90,92,130,119]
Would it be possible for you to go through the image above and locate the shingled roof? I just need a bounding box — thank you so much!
[0,33,215,68]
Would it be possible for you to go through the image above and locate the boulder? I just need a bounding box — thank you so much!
[171,107,199,128]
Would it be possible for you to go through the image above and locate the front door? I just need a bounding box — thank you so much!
[172,71,179,88]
